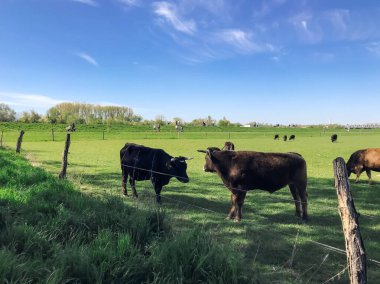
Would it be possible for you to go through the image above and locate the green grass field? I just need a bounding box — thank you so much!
[1,125,380,283]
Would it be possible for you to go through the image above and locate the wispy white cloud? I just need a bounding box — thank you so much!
[366,42,380,57]
[76,52,99,66]
[71,0,98,7]
[0,92,64,113]
[119,0,140,7]
[289,12,323,43]
[215,29,275,54]
[153,1,197,34]
[217,29,257,52]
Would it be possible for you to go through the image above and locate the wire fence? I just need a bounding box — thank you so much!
[119,162,380,266]
[132,180,380,283]
[3,136,380,282]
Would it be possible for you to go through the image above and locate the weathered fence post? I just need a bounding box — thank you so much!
[333,157,367,284]
[16,130,25,153]
[0,130,3,147]
[59,133,71,179]
[51,128,55,142]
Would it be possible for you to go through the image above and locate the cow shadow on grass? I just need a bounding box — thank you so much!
[42,160,96,168]
[127,175,380,284]
[57,165,380,283]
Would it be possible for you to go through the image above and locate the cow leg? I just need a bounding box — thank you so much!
[122,170,128,196]
[355,171,362,183]
[366,170,372,184]
[299,188,308,221]
[129,178,138,198]
[235,191,247,222]
[289,184,302,218]
[154,185,162,203]
[226,193,237,220]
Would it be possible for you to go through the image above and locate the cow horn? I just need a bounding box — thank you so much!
[197,150,207,153]
[184,157,193,160]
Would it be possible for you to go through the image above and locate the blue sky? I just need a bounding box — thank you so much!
[0,0,380,124]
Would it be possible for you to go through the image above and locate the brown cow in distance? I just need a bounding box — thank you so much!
[197,148,308,222]
[347,148,380,184]
[222,141,235,151]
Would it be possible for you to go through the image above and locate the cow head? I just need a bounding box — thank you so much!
[197,147,220,172]
[167,156,191,183]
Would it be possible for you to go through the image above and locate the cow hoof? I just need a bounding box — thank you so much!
[122,191,128,196]
[233,218,241,223]
[225,216,232,220]
[301,216,309,222]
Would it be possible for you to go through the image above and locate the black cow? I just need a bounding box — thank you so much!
[289,134,295,141]
[283,135,288,141]
[120,143,191,202]
[222,141,235,151]
[197,148,308,222]
[331,134,338,142]
[274,134,279,140]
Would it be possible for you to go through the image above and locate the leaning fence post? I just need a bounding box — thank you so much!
[51,128,55,142]
[16,130,25,153]
[333,157,367,284]
[59,133,71,179]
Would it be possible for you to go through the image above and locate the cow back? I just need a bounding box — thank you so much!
[120,143,171,181]
[210,151,306,192]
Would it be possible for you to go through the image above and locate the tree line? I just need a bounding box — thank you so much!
[0,102,239,127]
[0,102,142,124]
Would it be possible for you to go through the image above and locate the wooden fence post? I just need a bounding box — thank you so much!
[59,134,71,179]
[333,157,367,284]
[0,130,3,147]
[51,128,55,142]
[16,130,25,153]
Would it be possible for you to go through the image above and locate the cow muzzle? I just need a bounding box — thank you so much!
[178,176,189,183]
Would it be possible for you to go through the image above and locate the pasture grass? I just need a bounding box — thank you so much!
[2,126,380,282]
[0,149,254,283]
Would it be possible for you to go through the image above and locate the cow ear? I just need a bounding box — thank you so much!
[197,150,207,153]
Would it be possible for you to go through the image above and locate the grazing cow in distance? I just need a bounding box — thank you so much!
[222,141,235,151]
[346,148,380,184]
[197,148,308,222]
[66,123,76,132]
[120,143,191,202]
[274,134,279,140]
[289,134,295,141]
[331,134,338,142]
[283,135,288,141]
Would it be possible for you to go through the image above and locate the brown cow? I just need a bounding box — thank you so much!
[346,148,380,184]
[197,148,308,221]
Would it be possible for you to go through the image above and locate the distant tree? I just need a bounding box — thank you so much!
[155,114,166,124]
[218,116,231,127]
[19,111,31,123]
[46,107,62,124]
[30,110,41,123]
[172,117,184,125]
[130,115,143,122]
[0,103,16,122]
